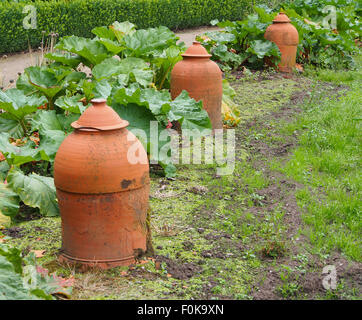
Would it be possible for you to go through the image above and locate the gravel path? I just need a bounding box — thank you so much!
[0,26,219,88]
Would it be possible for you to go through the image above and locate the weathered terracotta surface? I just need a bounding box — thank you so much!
[54,99,150,269]
[264,12,299,73]
[171,41,222,130]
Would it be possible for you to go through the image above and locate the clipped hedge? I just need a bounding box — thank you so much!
[0,0,254,53]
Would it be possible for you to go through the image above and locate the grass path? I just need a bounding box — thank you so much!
[1,65,361,300]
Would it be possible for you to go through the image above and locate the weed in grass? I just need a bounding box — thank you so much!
[276,265,301,299]
[261,240,286,259]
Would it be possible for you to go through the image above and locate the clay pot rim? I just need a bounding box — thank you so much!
[71,120,129,131]
[181,53,212,58]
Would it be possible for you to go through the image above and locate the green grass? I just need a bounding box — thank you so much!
[304,55,362,84]
[273,72,362,261]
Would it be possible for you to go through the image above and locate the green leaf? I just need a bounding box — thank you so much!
[204,31,236,44]
[45,52,82,69]
[78,79,112,101]
[212,45,244,69]
[222,79,236,100]
[247,40,281,59]
[0,182,20,218]
[22,265,58,300]
[254,5,277,23]
[92,57,122,80]
[0,244,23,274]
[153,45,183,89]
[7,168,59,217]
[168,91,212,131]
[0,115,24,139]
[97,38,124,55]
[92,26,116,41]
[112,102,156,150]
[92,57,153,87]
[162,163,177,178]
[31,110,71,161]
[93,79,112,99]
[55,94,88,114]
[31,110,62,132]
[55,36,111,67]
[139,88,172,116]
[24,67,64,100]
[16,73,36,95]
[0,133,43,166]
[124,26,178,58]
[56,113,79,133]
[0,255,35,300]
[0,161,9,182]
[110,21,136,42]
[0,88,46,121]
[37,130,66,162]
[0,243,66,300]
[110,87,171,121]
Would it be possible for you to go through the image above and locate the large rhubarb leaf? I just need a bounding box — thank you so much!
[92,26,117,40]
[0,243,73,300]
[0,255,36,300]
[78,79,113,101]
[246,40,281,59]
[92,21,136,54]
[123,26,178,58]
[24,67,66,100]
[96,38,124,55]
[0,88,46,122]
[7,167,59,217]
[153,45,183,89]
[110,21,136,42]
[92,57,153,87]
[0,182,20,218]
[55,94,88,114]
[55,36,111,67]
[110,86,171,120]
[168,91,212,131]
[45,52,82,69]
[31,110,75,161]
[0,133,46,166]
[0,115,24,139]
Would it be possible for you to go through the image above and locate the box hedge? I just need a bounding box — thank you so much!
[0,0,255,53]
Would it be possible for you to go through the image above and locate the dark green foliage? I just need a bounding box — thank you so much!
[196,12,282,70]
[0,243,72,300]
[197,1,360,70]
[0,0,254,53]
[278,0,361,68]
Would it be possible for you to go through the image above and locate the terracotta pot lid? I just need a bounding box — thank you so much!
[182,41,212,58]
[71,98,129,131]
[273,12,291,23]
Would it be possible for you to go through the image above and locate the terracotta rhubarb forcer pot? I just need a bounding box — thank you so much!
[264,12,299,73]
[171,41,223,130]
[54,99,150,270]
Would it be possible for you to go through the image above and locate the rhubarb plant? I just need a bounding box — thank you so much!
[0,89,47,137]
[0,243,73,300]
[197,3,360,70]
[0,21,213,219]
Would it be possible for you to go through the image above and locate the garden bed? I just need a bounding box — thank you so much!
[2,68,361,299]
